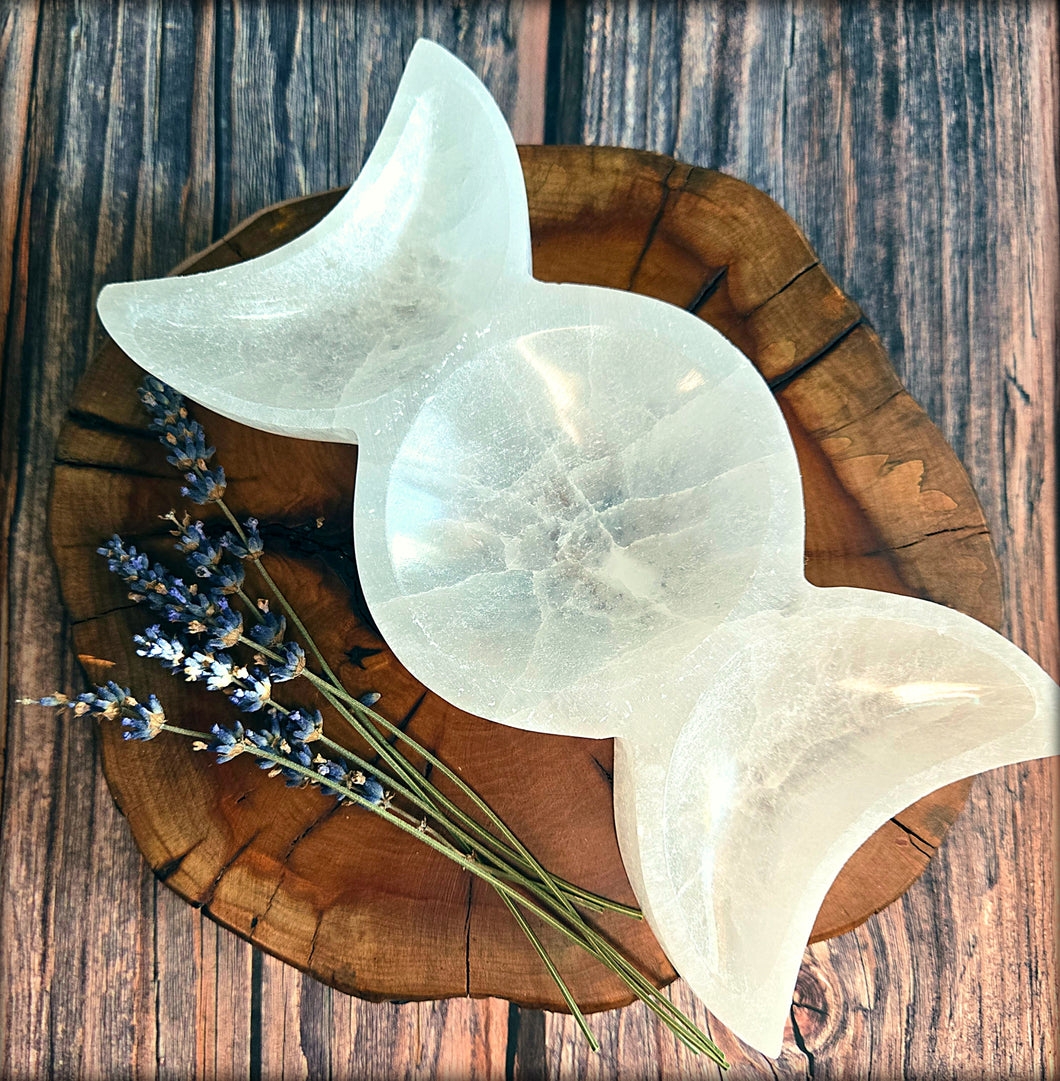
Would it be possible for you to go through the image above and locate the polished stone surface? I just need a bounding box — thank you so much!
[97,40,1059,1058]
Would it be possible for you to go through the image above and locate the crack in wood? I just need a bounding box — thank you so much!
[589,753,613,788]
[872,525,989,556]
[52,522,176,551]
[767,318,866,392]
[54,458,173,481]
[154,838,205,882]
[626,161,683,289]
[687,266,728,314]
[251,802,343,939]
[805,386,905,438]
[789,1002,817,1078]
[807,525,989,561]
[71,601,139,626]
[304,909,326,970]
[463,875,474,997]
[366,692,429,772]
[195,829,261,910]
[66,408,155,442]
[889,816,937,857]
[741,260,820,319]
[791,997,827,1016]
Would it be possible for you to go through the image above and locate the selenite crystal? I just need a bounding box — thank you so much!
[96,40,1058,1057]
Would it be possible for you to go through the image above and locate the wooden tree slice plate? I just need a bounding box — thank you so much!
[50,146,1002,1013]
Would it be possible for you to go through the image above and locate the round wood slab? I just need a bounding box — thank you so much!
[49,146,1001,1013]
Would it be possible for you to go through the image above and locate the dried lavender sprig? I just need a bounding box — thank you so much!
[25,672,715,1061]
[21,684,168,742]
[138,378,227,505]
[135,413,647,921]
[132,376,726,1064]
[130,621,484,842]
[266,659,715,1053]
[92,534,652,1055]
[136,376,332,683]
[29,683,592,979]
[183,716,605,1049]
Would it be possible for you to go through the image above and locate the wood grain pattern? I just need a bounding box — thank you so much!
[1,1,1055,1078]
[51,144,998,1032]
[546,2,1058,1078]
[1,4,542,1079]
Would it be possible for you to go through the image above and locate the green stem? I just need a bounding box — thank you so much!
[217,499,341,687]
[246,629,629,924]
[237,635,628,918]
[498,891,599,1053]
[170,724,724,1064]
[236,588,264,623]
[162,723,206,739]
[303,666,639,919]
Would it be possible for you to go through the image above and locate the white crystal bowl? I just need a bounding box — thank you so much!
[96,39,1058,1058]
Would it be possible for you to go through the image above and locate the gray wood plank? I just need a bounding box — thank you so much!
[2,0,1053,1077]
[0,2,547,1077]
[545,1,1056,1077]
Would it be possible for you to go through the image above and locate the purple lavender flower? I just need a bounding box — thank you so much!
[140,377,217,473]
[98,536,177,612]
[247,712,291,755]
[205,721,248,762]
[134,625,188,671]
[31,694,68,708]
[165,425,213,471]
[166,513,209,554]
[229,674,271,712]
[284,706,322,742]
[203,653,239,691]
[73,681,133,720]
[275,741,314,787]
[163,578,222,627]
[205,598,243,650]
[268,642,306,683]
[21,682,134,724]
[163,513,245,594]
[181,467,227,505]
[210,560,246,595]
[182,651,212,683]
[248,609,286,649]
[222,518,263,561]
[316,759,385,805]
[122,695,166,741]
[140,376,188,421]
[360,777,385,804]
[187,540,225,575]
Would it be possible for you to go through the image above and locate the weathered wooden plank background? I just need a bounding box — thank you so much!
[1,0,1055,1078]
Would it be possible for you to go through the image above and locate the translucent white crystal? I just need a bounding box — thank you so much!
[97,40,1058,1057]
